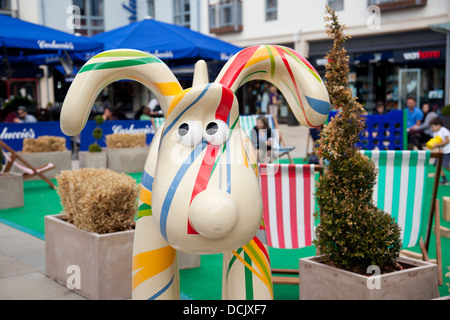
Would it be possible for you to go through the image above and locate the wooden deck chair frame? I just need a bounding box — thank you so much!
[261,150,444,286]
[416,150,443,285]
[0,140,56,189]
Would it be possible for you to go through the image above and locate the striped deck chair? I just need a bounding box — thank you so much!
[362,150,443,284]
[0,139,56,189]
[259,163,319,285]
[152,117,165,130]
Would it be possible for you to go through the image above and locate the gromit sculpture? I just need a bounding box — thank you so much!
[60,45,330,299]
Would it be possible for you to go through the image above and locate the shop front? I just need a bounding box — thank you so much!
[309,29,447,114]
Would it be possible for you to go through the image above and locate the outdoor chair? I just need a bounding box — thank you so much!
[259,150,444,286]
[259,163,320,285]
[361,149,444,285]
[0,139,56,189]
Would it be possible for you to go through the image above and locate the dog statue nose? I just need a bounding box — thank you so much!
[188,189,238,239]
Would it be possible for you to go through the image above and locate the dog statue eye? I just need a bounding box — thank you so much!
[178,122,189,136]
[177,120,202,146]
[204,120,230,145]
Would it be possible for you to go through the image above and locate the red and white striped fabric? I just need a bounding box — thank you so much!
[259,163,316,249]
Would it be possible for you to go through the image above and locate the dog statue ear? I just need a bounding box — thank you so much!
[60,49,182,136]
[214,45,330,128]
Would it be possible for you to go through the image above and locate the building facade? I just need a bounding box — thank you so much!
[1,0,449,116]
[205,0,450,113]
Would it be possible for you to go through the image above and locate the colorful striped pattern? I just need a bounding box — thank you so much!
[228,236,273,299]
[260,163,316,249]
[137,170,153,219]
[186,115,242,234]
[217,45,322,91]
[80,50,161,73]
[132,245,176,292]
[157,84,240,238]
[215,45,329,128]
[361,150,430,248]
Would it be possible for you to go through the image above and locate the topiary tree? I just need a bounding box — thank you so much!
[314,6,402,274]
[89,115,104,152]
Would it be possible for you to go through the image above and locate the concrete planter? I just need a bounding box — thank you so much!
[45,214,134,300]
[78,151,107,169]
[8,150,72,180]
[443,196,450,222]
[45,214,200,299]
[299,255,439,300]
[107,147,149,173]
[0,173,24,209]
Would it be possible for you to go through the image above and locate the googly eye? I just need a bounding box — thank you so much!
[177,120,203,147]
[203,119,230,145]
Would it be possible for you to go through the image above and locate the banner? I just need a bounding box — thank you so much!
[0,120,156,152]
[79,119,155,151]
[0,121,71,151]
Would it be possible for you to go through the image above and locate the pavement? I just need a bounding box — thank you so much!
[0,123,312,300]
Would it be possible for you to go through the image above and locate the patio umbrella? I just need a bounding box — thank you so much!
[90,17,241,63]
[0,14,103,55]
[0,15,103,78]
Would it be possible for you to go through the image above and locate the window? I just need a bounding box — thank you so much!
[265,0,277,21]
[73,0,104,36]
[367,0,427,11]
[147,0,155,18]
[328,0,344,11]
[173,0,190,28]
[209,0,242,34]
[0,0,13,16]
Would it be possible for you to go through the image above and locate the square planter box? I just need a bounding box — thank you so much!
[299,255,439,300]
[78,151,107,169]
[107,147,149,173]
[7,150,72,180]
[443,196,450,222]
[0,173,24,209]
[45,214,200,299]
[45,214,134,300]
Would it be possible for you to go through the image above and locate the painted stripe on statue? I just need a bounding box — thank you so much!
[160,140,207,241]
[79,56,161,73]
[132,246,176,291]
[148,276,174,300]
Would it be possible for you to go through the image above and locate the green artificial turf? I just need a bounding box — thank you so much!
[0,167,449,299]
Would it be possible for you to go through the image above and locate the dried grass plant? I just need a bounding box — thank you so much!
[105,133,147,149]
[56,168,138,234]
[22,136,67,153]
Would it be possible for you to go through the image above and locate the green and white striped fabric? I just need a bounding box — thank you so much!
[361,150,430,249]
